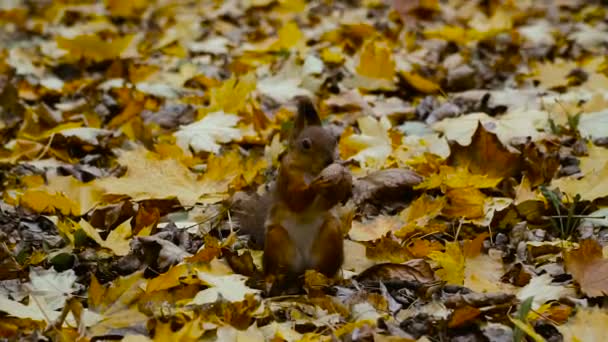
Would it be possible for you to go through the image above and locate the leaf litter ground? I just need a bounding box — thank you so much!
[1,0,608,341]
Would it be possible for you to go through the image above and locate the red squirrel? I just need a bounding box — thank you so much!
[262,96,352,291]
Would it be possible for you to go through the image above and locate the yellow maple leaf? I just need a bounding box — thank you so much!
[443,187,487,219]
[428,241,465,285]
[270,21,304,51]
[551,162,608,201]
[94,147,237,206]
[56,34,134,62]
[532,59,577,90]
[356,38,395,80]
[415,165,502,191]
[79,218,132,256]
[205,73,257,117]
[339,115,392,170]
[19,175,103,216]
[557,306,608,342]
[397,194,447,237]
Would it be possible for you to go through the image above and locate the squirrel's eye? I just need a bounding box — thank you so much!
[301,138,312,150]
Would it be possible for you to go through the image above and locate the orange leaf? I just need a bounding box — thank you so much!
[448,306,481,328]
[407,239,444,258]
[463,232,490,258]
[448,122,522,179]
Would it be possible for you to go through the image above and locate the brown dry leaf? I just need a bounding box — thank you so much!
[365,235,413,263]
[355,259,435,283]
[563,239,608,297]
[448,122,522,179]
[448,306,481,328]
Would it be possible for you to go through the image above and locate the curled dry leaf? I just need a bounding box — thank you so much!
[354,259,436,284]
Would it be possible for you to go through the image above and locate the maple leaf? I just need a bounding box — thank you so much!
[428,241,465,285]
[563,239,608,297]
[531,59,577,90]
[174,111,244,154]
[345,38,396,91]
[557,306,608,342]
[551,162,608,201]
[191,273,261,304]
[447,121,522,179]
[79,218,132,256]
[517,274,576,310]
[86,272,149,337]
[340,116,392,169]
[348,215,404,242]
[95,147,215,206]
[19,175,103,216]
[205,73,257,116]
[56,34,134,62]
[443,187,487,219]
[464,254,517,294]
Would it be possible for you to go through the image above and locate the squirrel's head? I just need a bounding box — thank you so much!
[285,96,338,174]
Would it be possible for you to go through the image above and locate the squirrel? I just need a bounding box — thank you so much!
[258,96,353,293]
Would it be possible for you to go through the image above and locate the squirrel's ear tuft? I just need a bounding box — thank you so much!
[292,96,321,138]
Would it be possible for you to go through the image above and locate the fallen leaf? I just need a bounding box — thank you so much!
[56,34,134,62]
[557,306,608,342]
[349,215,404,242]
[428,241,465,285]
[443,187,486,219]
[448,306,481,328]
[563,239,608,297]
[517,273,576,310]
[79,218,132,256]
[531,59,577,89]
[174,111,244,154]
[551,162,608,201]
[340,115,392,169]
[191,273,260,304]
[447,121,522,179]
[95,147,215,206]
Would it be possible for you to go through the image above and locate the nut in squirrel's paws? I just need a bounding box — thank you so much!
[311,163,350,188]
